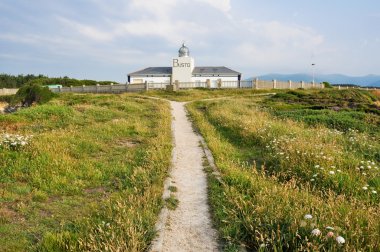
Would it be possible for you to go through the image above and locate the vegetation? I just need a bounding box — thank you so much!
[187,90,380,251]
[146,88,275,102]
[262,89,380,135]
[0,73,117,88]
[13,83,56,106]
[0,93,172,251]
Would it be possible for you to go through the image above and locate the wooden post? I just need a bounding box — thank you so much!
[110,83,114,92]
[289,80,292,89]
[58,86,62,93]
[273,79,277,89]
[82,85,85,93]
[255,78,259,89]
[70,85,73,92]
[145,81,148,91]
[96,84,100,93]
[301,81,305,89]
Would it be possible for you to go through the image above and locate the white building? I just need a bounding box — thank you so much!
[128,44,241,88]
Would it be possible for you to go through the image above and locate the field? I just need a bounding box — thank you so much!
[1,88,379,251]
[187,89,380,251]
[0,93,172,251]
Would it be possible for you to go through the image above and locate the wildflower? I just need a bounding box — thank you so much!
[313,174,318,177]
[304,214,313,220]
[362,186,368,190]
[329,171,335,175]
[360,166,364,169]
[311,228,321,236]
[326,231,334,238]
[314,165,320,168]
[310,179,315,182]
[372,190,377,194]
[336,236,345,244]
[326,226,334,231]
[368,166,372,169]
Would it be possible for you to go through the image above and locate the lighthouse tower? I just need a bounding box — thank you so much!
[171,43,194,83]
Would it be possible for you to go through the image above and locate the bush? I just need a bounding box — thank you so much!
[14,83,56,106]
[323,81,333,88]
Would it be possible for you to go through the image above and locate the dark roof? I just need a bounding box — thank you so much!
[129,67,172,76]
[193,66,240,76]
[129,66,240,76]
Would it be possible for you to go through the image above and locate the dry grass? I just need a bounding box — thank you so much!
[0,93,172,251]
[187,96,380,251]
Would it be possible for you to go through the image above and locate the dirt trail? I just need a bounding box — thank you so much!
[150,101,219,252]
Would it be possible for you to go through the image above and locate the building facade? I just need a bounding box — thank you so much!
[128,44,241,88]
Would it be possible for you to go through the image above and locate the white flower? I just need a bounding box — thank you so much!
[336,236,345,244]
[329,171,335,175]
[310,179,315,182]
[304,214,313,220]
[314,165,320,168]
[372,190,377,194]
[362,186,368,190]
[313,174,318,177]
[311,228,321,236]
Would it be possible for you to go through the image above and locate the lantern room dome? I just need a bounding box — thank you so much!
[178,43,189,57]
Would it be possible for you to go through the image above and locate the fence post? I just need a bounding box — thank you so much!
[70,85,73,92]
[217,79,222,88]
[206,79,211,89]
[255,78,259,89]
[145,81,148,91]
[82,85,85,93]
[110,83,114,93]
[58,86,62,93]
[273,79,277,89]
[312,81,315,88]
[289,80,292,89]
[175,80,179,90]
[96,84,99,93]
[301,81,305,89]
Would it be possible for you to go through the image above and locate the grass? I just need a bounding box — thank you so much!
[262,89,380,135]
[0,93,172,251]
[187,92,380,251]
[145,88,276,102]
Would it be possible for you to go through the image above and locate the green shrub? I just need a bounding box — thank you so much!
[323,81,333,88]
[14,83,56,106]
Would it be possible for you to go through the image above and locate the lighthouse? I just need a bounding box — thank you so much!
[171,43,195,83]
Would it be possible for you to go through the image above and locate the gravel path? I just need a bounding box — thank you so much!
[150,101,219,252]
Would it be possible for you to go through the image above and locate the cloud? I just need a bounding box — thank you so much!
[57,16,114,42]
[195,0,231,13]
[230,19,324,70]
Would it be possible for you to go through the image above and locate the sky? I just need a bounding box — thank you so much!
[1,0,380,83]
